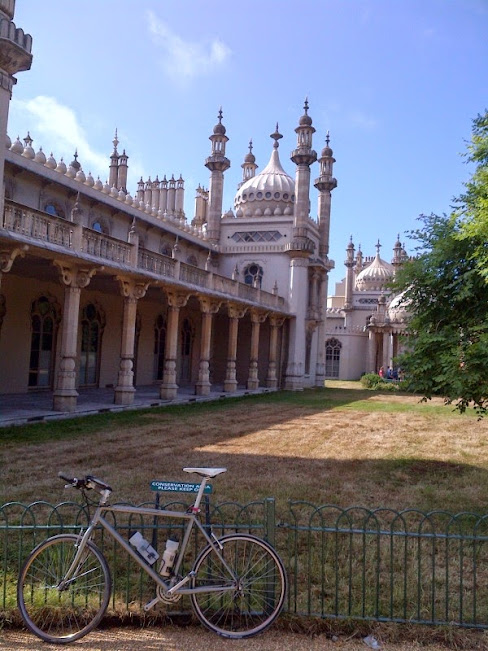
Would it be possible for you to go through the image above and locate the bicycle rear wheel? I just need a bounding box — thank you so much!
[190,533,287,638]
[17,534,111,644]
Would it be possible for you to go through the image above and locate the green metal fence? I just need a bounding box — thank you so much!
[2,498,488,629]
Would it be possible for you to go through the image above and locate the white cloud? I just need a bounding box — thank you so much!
[146,11,231,83]
[10,96,108,178]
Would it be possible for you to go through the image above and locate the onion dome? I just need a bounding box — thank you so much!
[234,124,295,217]
[22,133,35,159]
[387,291,410,323]
[55,158,67,174]
[94,176,103,191]
[213,108,226,135]
[321,131,333,158]
[355,242,394,291]
[299,98,313,126]
[70,150,81,171]
[34,147,46,164]
[45,152,56,169]
[10,136,24,154]
[85,171,94,187]
[75,168,86,182]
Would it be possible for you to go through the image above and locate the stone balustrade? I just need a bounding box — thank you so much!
[2,199,286,310]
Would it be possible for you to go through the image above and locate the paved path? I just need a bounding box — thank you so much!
[0,626,459,650]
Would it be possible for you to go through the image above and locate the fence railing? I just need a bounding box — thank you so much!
[3,498,488,629]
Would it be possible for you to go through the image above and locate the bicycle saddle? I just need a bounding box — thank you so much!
[183,467,227,478]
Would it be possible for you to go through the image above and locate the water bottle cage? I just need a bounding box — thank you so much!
[187,506,200,514]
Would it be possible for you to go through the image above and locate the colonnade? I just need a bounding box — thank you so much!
[47,263,286,412]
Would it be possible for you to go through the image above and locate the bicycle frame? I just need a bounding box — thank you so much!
[60,482,237,604]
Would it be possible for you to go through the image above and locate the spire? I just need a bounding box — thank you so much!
[112,128,119,154]
[270,123,283,149]
[375,239,382,256]
[239,137,258,187]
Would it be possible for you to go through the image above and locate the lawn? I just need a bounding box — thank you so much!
[2,381,486,515]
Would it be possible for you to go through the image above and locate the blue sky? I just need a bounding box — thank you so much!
[8,0,488,289]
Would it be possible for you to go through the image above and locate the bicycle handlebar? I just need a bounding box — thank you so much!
[58,472,112,493]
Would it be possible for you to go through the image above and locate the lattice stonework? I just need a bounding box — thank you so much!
[231,231,282,243]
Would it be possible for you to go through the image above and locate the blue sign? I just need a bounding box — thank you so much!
[150,480,213,494]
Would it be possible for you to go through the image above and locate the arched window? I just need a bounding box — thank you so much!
[91,219,109,234]
[325,338,342,378]
[179,318,193,383]
[29,295,60,388]
[243,263,263,288]
[186,255,198,267]
[153,314,166,381]
[79,303,105,386]
[44,202,65,219]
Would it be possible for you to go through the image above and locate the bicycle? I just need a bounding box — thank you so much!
[17,467,287,643]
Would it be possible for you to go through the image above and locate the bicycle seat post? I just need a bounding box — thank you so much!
[191,476,210,512]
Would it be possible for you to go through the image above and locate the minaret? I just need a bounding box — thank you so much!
[314,132,337,258]
[284,101,317,391]
[0,1,33,219]
[118,149,128,193]
[344,237,355,310]
[205,109,230,243]
[392,234,405,270]
[238,139,258,188]
[288,98,317,253]
[108,130,119,189]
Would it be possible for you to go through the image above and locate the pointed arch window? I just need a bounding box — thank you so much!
[79,303,105,386]
[153,314,167,381]
[29,295,60,388]
[325,338,342,378]
[243,263,263,288]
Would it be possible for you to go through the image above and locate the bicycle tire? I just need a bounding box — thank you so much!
[190,533,287,639]
[17,533,111,644]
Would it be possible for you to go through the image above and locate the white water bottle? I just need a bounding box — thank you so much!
[159,537,179,576]
[129,532,159,565]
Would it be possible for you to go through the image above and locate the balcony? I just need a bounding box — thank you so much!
[2,200,286,311]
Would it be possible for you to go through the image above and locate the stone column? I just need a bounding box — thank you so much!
[247,309,268,390]
[160,291,190,400]
[366,329,376,374]
[266,315,285,388]
[195,297,222,396]
[114,277,148,405]
[224,303,247,392]
[53,263,96,411]
[315,271,327,385]
[284,257,309,390]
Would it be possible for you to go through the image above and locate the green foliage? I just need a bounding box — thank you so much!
[360,373,399,392]
[393,110,488,415]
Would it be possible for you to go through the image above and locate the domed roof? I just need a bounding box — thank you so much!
[387,291,410,323]
[234,132,295,217]
[355,252,394,291]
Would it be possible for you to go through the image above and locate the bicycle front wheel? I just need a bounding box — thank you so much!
[17,533,111,644]
[190,533,287,639]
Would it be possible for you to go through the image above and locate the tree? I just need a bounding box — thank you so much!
[393,110,488,415]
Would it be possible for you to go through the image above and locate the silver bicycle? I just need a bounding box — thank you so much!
[17,467,287,643]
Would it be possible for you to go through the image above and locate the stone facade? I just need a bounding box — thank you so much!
[0,2,339,410]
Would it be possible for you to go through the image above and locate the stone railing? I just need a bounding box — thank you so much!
[138,249,176,279]
[2,200,286,311]
[82,229,132,265]
[3,201,72,247]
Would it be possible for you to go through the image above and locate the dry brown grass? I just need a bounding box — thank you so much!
[2,382,487,515]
